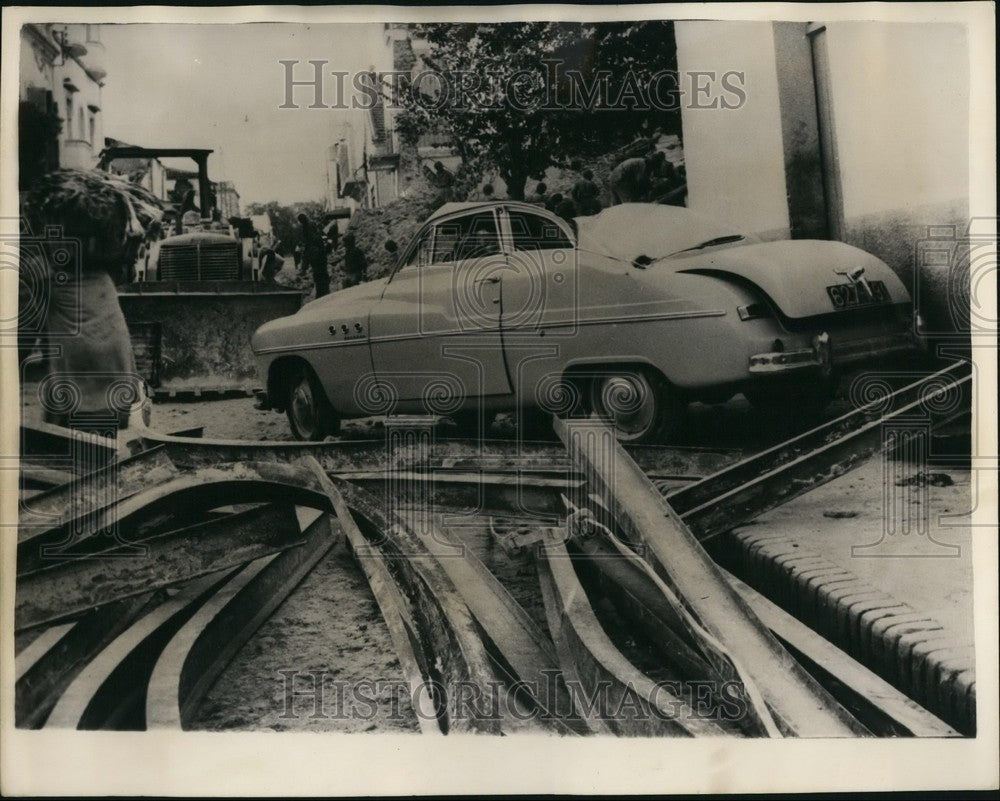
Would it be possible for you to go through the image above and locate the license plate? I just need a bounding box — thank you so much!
[826,280,890,310]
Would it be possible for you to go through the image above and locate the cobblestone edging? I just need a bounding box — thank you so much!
[712,528,976,735]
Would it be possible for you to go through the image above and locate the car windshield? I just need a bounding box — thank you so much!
[575,204,748,264]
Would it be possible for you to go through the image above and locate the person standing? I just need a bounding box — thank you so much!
[571,170,603,215]
[298,213,330,298]
[608,156,650,204]
[341,232,368,289]
[22,170,162,431]
[142,219,164,281]
[554,196,577,222]
[258,232,279,283]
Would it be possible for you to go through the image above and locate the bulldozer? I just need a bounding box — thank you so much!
[98,146,303,396]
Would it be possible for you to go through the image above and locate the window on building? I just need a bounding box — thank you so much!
[65,95,73,138]
[88,114,95,146]
[507,210,573,251]
[78,108,85,141]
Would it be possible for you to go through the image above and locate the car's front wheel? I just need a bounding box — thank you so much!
[588,368,684,444]
[286,365,340,441]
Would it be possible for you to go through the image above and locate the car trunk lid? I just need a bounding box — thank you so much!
[661,239,910,319]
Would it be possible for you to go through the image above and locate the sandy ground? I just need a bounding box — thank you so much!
[191,539,420,733]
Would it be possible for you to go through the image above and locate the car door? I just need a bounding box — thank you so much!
[498,206,579,333]
[368,210,513,410]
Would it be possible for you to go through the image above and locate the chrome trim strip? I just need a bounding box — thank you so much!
[253,309,727,355]
[255,339,369,355]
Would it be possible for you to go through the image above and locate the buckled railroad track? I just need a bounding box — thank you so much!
[13,361,973,735]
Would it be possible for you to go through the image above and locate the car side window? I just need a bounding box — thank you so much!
[400,227,433,271]
[432,212,501,264]
[507,210,573,251]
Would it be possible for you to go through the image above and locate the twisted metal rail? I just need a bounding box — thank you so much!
[13,362,970,734]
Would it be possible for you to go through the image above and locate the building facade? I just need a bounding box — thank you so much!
[327,23,459,214]
[216,181,241,219]
[19,23,108,174]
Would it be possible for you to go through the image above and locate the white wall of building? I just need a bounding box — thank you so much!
[675,21,791,238]
[822,21,969,219]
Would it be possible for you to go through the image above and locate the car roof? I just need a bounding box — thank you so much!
[426,200,552,223]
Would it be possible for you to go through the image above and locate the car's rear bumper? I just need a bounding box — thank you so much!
[748,331,915,374]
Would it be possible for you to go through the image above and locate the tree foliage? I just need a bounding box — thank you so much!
[395,21,680,200]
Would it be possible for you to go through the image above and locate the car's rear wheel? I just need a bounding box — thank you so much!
[286,365,339,441]
[588,368,684,444]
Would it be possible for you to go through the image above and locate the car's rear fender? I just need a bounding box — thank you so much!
[513,270,802,395]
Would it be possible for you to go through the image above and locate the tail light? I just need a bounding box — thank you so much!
[737,302,769,321]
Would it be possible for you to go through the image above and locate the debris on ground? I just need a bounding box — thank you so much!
[894,472,955,487]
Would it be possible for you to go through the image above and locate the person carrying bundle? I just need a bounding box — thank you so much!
[21,169,164,432]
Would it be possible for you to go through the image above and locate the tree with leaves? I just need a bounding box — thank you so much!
[395,21,681,200]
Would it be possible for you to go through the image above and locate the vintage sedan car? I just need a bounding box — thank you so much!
[252,202,916,441]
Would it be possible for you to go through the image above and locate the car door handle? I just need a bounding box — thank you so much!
[473,277,500,285]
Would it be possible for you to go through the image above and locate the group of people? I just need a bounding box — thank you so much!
[295,214,367,298]
[519,152,686,222]
[524,169,604,221]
